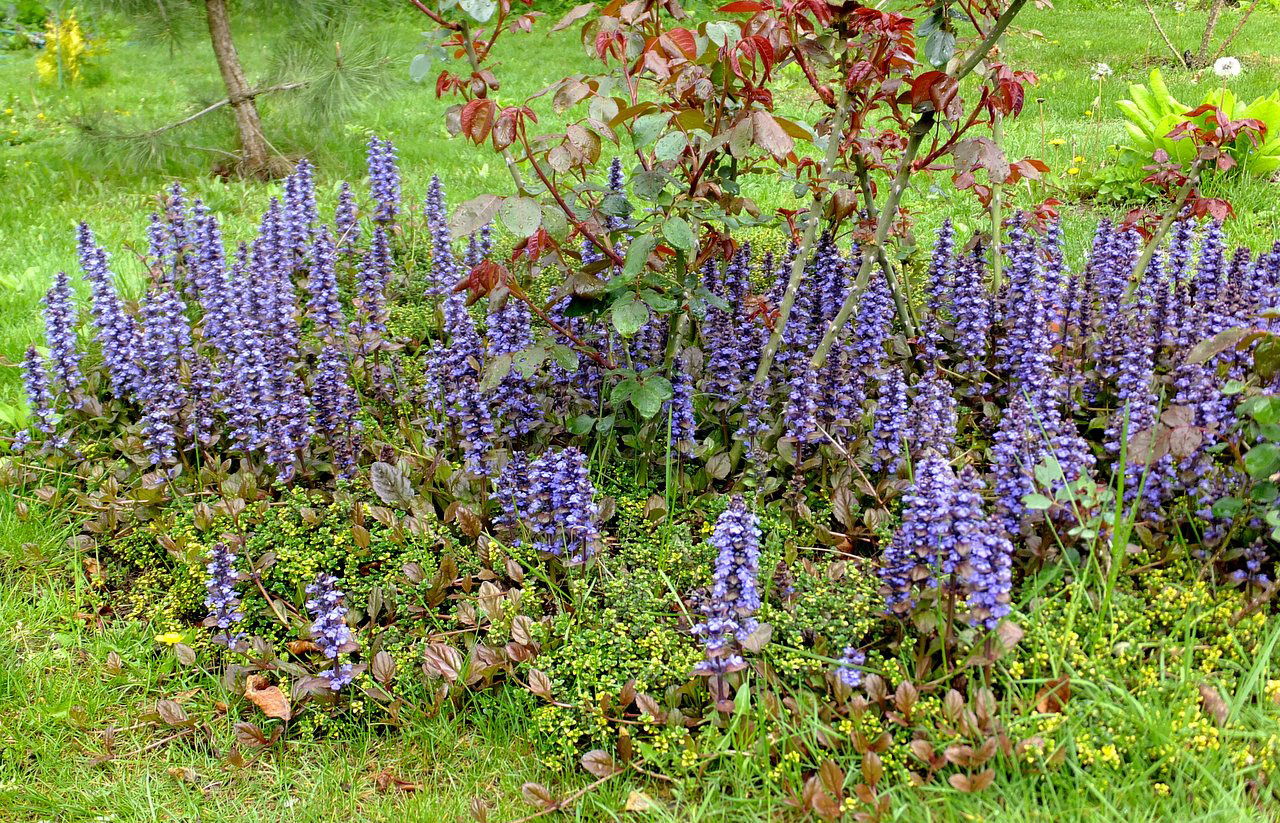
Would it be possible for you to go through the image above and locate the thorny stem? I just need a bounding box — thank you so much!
[810,113,934,372]
[1196,0,1227,66]
[406,0,459,31]
[855,158,919,339]
[516,124,628,270]
[1211,0,1262,64]
[809,0,1030,373]
[750,78,854,388]
[989,108,1005,294]
[503,279,616,370]
[1128,154,1207,297]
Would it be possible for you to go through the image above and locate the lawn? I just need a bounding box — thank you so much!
[2,1,1280,821]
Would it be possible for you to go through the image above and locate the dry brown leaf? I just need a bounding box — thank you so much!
[1199,682,1230,727]
[244,674,292,721]
[1034,676,1071,714]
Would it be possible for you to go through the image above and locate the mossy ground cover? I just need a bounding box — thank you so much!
[2,2,1280,822]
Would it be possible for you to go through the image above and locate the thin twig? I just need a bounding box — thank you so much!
[1128,155,1206,296]
[1211,0,1262,63]
[751,77,855,387]
[121,83,305,139]
[1141,0,1186,68]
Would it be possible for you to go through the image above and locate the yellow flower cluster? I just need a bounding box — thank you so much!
[36,10,102,85]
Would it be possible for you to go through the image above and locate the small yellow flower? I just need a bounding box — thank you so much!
[1084,109,1094,117]
[37,112,45,120]
[1048,138,1065,146]
[1073,155,1085,163]
[3,108,12,115]
[155,631,185,645]
[1067,167,1080,175]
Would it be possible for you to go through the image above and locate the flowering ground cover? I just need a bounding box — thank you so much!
[2,2,1280,822]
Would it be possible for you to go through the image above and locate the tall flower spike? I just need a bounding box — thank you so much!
[955,466,1014,629]
[990,392,1036,532]
[334,181,361,257]
[425,175,457,296]
[486,293,541,438]
[283,157,317,260]
[668,360,697,456]
[306,227,344,341]
[869,367,909,473]
[312,344,363,477]
[203,542,244,645]
[42,272,84,406]
[909,370,957,457]
[136,287,190,466]
[305,573,356,690]
[952,240,990,385]
[191,203,234,354]
[78,223,141,399]
[490,452,531,538]
[349,226,392,352]
[921,220,955,360]
[20,346,56,437]
[691,496,762,675]
[367,135,401,225]
[521,447,601,563]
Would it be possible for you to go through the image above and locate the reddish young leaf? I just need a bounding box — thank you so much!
[460,98,497,145]
[552,3,595,31]
[718,1,765,10]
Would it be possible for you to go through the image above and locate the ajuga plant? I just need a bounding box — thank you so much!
[8,2,1280,805]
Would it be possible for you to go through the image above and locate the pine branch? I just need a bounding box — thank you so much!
[125,82,305,139]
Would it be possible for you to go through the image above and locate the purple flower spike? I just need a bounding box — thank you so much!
[42,272,84,406]
[835,647,866,688]
[20,346,57,438]
[78,223,141,399]
[692,496,762,675]
[367,136,402,225]
[203,542,244,645]
[306,573,356,691]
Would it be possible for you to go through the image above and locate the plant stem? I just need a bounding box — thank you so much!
[989,108,1005,295]
[1211,0,1262,64]
[750,80,854,387]
[1141,0,1186,68]
[810,114,933,372]
[458,18,527,195]
[809,0,1030,372]
[1196,0,1227,67]
[1129,154,1206,297]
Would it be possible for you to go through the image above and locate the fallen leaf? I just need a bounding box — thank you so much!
[624,789,657,812]
[374,768,421,793]
[245,674,292,721]
[1034,676,1071,714]
[1199,682,1230,726]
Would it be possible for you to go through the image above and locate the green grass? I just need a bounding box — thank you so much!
[2,1,1280,820]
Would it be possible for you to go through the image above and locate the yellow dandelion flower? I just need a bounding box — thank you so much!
[1084,109,1094,117]
[1048,138,1065,146]
[1067,167,1080,175]
[155,631,185,645]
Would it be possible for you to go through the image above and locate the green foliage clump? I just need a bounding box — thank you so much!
[249,489,456,622]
